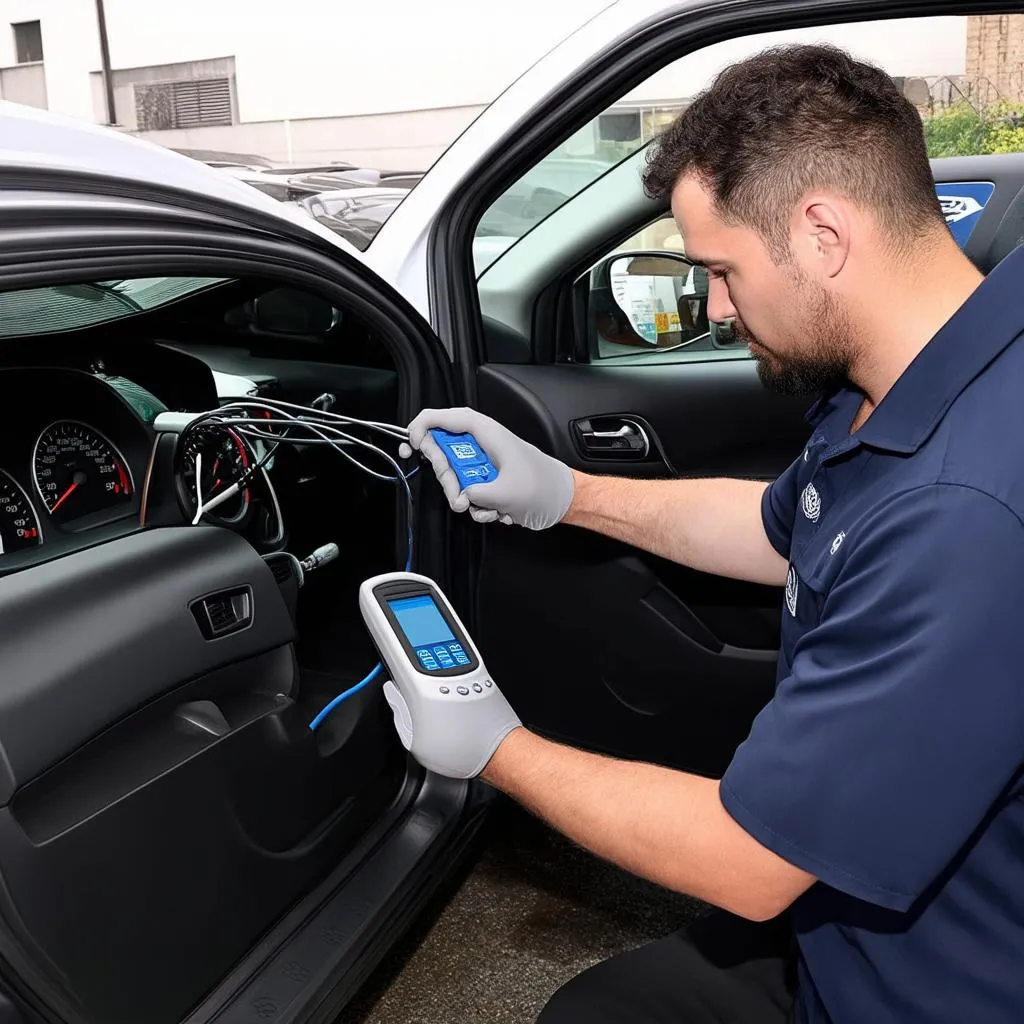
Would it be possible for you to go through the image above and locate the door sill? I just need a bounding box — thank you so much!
[185,771,492,1024]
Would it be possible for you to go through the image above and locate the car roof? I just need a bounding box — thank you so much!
[0,101,360,254]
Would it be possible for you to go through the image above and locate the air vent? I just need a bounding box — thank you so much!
[270,559,293,585]
[190,587,252,640]
[206,596,235,631]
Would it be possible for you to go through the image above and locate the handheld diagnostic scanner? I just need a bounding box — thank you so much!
[359,571,513,777]
[428,430,499,488]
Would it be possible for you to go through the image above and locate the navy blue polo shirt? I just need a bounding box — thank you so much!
[720,244,1024,1024]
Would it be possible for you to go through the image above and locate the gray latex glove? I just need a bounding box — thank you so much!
[381,677,522,779]
[399,407,574,529]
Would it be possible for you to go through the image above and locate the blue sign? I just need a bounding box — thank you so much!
[935,182,995,248]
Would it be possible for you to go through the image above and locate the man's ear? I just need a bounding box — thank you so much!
[794,197,850,279]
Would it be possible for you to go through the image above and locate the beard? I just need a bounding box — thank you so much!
[738,280,857,398]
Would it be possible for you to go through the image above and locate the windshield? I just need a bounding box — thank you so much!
[0,278,229,338]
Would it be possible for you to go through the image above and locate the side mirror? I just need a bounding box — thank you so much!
[592,250,710,350]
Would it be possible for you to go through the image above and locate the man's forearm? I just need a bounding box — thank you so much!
[482,729,814,921]
[563,472,787,586]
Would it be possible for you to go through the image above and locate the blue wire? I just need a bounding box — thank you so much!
[309,465,417,730]
[308,663,384,730]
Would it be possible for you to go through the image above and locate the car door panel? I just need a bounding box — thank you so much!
[0,201,475,1024]
[0,528,293,793]
[473,362,808,777]
[476,361,808,476]
[0,526,406,1024]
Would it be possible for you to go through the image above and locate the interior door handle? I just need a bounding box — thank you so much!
[572,417,651,460]
[587,425,634,439]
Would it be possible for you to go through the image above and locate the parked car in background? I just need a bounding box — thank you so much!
[298,187,411,250]
[296,187,517,275]
[289,169,425,192]
[218,164,425,205]
[291,156,617,273]
[217,166,327,201]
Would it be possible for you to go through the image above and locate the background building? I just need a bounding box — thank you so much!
[0,3,974,170]
[967,14,1024,106]
[0,0,615,169]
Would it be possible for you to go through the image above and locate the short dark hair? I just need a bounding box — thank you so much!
[642,44,945,259]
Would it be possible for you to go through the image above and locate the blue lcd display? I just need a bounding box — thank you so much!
[388,594,455,649]
[387,594,470,673]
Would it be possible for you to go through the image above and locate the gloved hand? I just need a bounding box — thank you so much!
[400,407,574,529]
[380,676,522,779]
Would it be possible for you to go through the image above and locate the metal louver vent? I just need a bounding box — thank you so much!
[135,78,233,131]
[172,79,232,128]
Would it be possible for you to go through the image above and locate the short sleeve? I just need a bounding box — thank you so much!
[722,484,1024,912]
[761,456,802,558]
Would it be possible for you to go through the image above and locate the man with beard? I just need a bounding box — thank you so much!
[399,44,1024,1024]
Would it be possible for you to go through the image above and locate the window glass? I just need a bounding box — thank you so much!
[477,15,1019,358]
[12,21,43,64]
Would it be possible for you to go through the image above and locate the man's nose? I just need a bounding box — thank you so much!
[707,276,736,324]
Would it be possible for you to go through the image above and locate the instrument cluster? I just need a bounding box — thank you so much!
[0,369,152,562]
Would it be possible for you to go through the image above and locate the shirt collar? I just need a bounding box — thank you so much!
[851,246,1024,454]
[804,389,849,430]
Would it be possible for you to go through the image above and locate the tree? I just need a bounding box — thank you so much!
[922,102,1024,158]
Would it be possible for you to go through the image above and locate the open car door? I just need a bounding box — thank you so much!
[365,0,1020,775]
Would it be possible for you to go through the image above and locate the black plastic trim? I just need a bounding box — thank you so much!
[0,527,293,798]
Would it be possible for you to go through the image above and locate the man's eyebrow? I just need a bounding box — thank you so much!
[686,256,726,268]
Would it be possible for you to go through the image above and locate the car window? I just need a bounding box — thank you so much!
[477,13,1018,356]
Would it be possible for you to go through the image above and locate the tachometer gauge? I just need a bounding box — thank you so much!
[0,469,42,554]
[179,426,252,525]
[33,420,134,525]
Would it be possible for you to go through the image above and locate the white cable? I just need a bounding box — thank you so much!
[184,406,413,522]
[195,480,246,520]
[227,417,414,535]
[210,398,409,440]
[188,404,410,484]
[259,465,285,545]
[212,417,407,483]
[191,451,204,525]
[238,424,398,479]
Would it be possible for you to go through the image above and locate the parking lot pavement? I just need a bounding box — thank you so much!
[339,797,706,1024]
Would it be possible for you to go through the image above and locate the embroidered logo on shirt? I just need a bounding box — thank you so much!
[785,565,799,616]
[830,531,846,556]
[801,483,822,522]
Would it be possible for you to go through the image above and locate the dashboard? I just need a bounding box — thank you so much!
[0,365,285,574]
[0,368,153,567]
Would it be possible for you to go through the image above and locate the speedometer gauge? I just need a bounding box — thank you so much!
[33,420,134,525]
[179,426,252,525]
[0,469,42,554]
